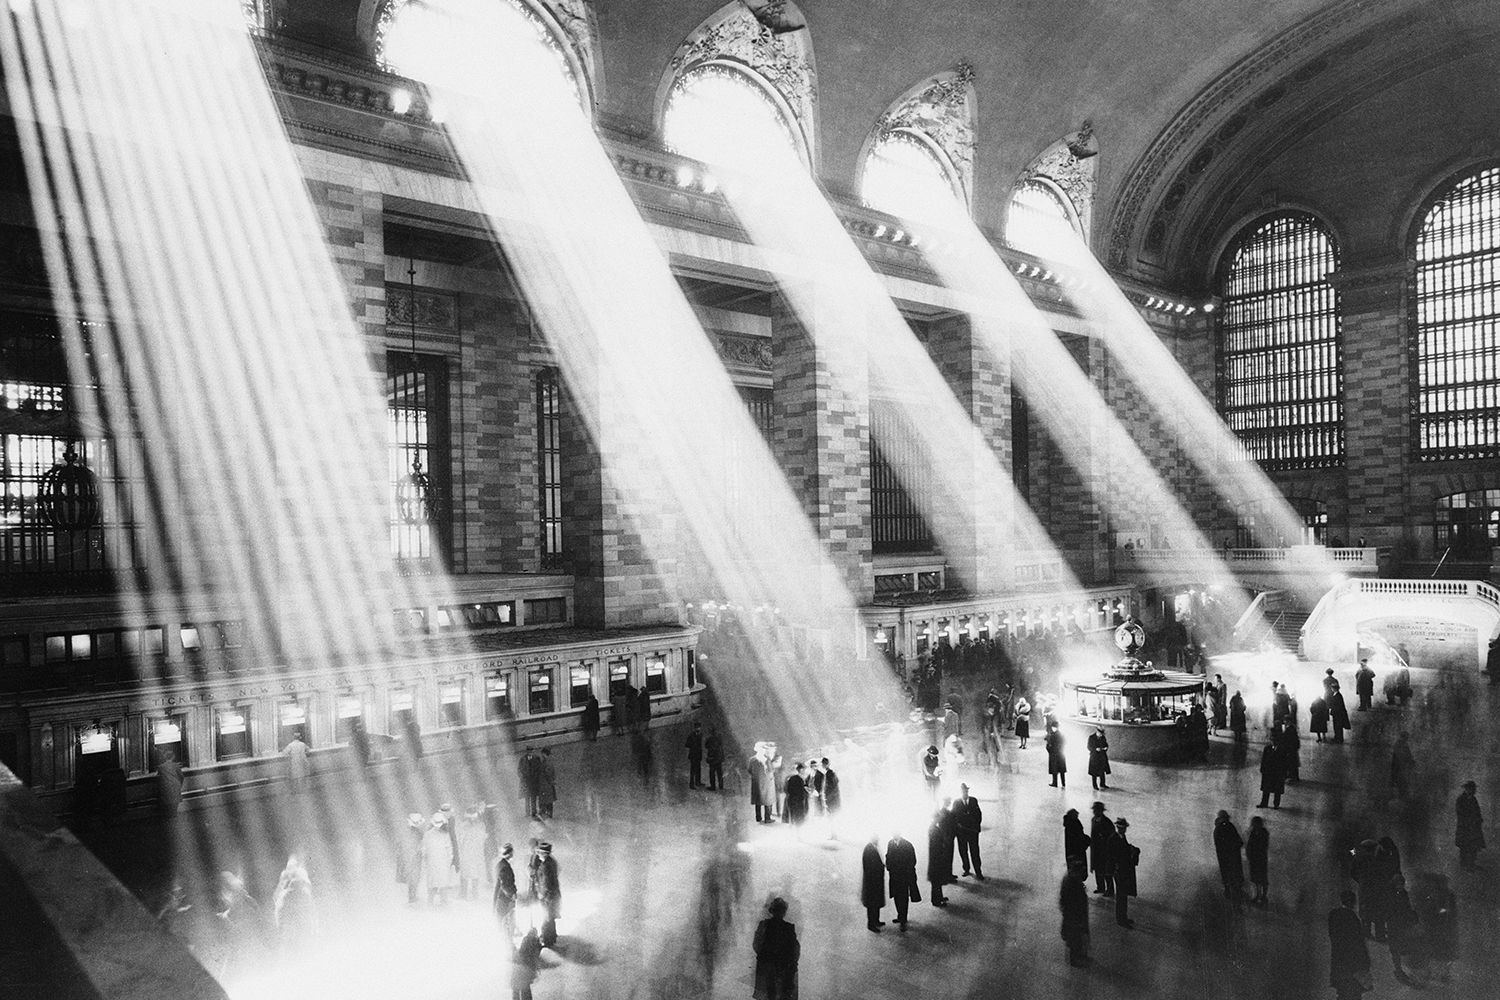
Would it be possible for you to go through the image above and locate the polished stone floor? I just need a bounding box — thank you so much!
[59,655,1500,1000]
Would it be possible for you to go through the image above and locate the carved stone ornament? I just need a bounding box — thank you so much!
[1019,126,1097,244]
[387,285,457,330]
[669,5,816,144]
[873,64,976,202]
[710,331,773,372]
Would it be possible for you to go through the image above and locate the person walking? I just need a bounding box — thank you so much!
[1229,691,1247,740]
[1386,872,1418,984]
[1063,808,1091,868]
[1015,696,1032,749]
[537,748,557,819]
[861,834,887,931]
[281,733,310,795]
[1213,810,1245,900]
[1046,723,1067,788]
[1060,859,1091,967]
[1087,725,1111,790]
[636,685,652,732]
[518,747,542,819]
[953,783,984,880]
[493,843,518,938]
[705,726,725,791]
[1355,660,1376,711]
[1456,779,1486,870]
[927,806,954,907]
[1246,815,1269,906]
[752,898,799,1000]
[1108,817,1138,928]
[1411,872,1457,982]
[1258,740,1286,809]
[272,854,317,954]
[1089,802,1115,896]
[1328,890,1370,1000]
[581,694,600,742]
[1309,696,1329,742]
[1390,731,1416,800]
[685,721,704,789]
[535,842,562,948]
[885,832,919,930]
[156,752,184,819]
[510,926,542,1000]
[1328,684,1351,744]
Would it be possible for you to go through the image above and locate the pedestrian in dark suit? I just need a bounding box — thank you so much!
[1089,801,1115,895]
[705,727,724,790]
[1355,660,1376,711]
[1213,810,1245,900]
[927,806,954,906]
[1327,890,1369,1000]
[1328,685,1351,743]
[493,843,517,938]
[752,897,799,1000]
[636,685,652,731]
[581,696,600,741]
[1229,691,1247,739]
[1108,817,1138,928]
[749,747,772,822]
[861,835,886,931]
[1046,723,1067,787]
[534,842,561,948]
[1258,741,1286,808]
[953,783,984,879]
[885,833,919,930]
[1086,726,1110,790]
[817,758,840,815]
[685,722,704,789]
[783,764,810,828]
[1246,816,1269,906]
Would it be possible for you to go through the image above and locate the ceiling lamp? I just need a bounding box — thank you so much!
[740,0,805,33]
[38,442,101,531]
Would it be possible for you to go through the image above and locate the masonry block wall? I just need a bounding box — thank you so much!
[771,292,873,609]
[1022,332,1103,582]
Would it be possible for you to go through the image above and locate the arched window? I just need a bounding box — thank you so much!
[1006,178,1081,258]
[861,130,962,221]
[375,0,587,108]
[1414,166,1500,460]
[1434,489,1500,558]
[241,0,270,30]
[1217,212,1342,469]
[662,62,804,169]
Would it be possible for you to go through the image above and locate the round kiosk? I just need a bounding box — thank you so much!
[1061,621,1207,762]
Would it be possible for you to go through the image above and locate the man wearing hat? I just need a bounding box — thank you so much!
[921,745,942,802]
[953,783,984,880]
[494,843,518,937]
[1456,780,1486,870]
[1107,817,1139,928]
[535,842,562,947]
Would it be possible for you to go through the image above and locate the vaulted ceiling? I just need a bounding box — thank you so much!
[283,0,1500,289]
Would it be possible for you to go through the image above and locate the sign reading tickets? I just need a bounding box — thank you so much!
[1357,616,1479,671]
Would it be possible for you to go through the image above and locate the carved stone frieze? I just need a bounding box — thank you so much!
[874,65,976,200]
[669,6,816,145]
[387,286,457,330]
[709,330,773,372]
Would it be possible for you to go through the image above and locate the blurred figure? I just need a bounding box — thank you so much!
[534,841,561,948]
[1355,660,1376,711]
[272,854,316,951]
[1411,871,1456,982]
[493,843,518,939]
[581,694,600,741]
[518,747,542,819]
[1059,859,1090,967]
[455,806,487,901]
[1327,890,1370,1000]
[1258,740,1286,809]
[928,805,955,906]
[632,728,654,789]
[1108,818,1138,928]
[942,733,967,795]
[886,831,919,930]
[156,751,184,818]
[398,812,425,904]
[1386,872,1418,983]
[1310,696,1330,743]
[782,763,810,830]
[816,758,840,818]
[861,834,886,931]
[281,731,310,795]
[1456,779,1486,870]
[511,926,542,1000]
[1229,691,1247,740]
[1089,802,1115,896]
[1390,733,1416,801]
[705,726,725,791]
[752,897,799,1000]
[684,721,704,789]
[422,811,457,906]
[921,744,942,802]
[1213,810,1245,900]
[538,748,557,819]
[1063,808,1091,868]
[1246,815,1269,906]
[1210,674,1228,734]
[1349,839,1388,941]
[1015,696,1032,749]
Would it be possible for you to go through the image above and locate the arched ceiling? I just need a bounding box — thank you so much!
[281,0,1500,287]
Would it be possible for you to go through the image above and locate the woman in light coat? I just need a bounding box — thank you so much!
[455,807,489,900]
[421,811,458,905]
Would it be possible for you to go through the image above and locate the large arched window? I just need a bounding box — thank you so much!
[861,130,962,221]
[1434,489,1500,558]
[663,62,804,169]
[1217,212,1342,469]
[375,0,588,108]
[1006,178,1081,258]
[1414,166,1500,460]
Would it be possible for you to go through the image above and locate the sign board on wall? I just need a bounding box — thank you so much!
[1357,617,1478,671]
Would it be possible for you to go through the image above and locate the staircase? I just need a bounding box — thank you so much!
[1268,609,1310,655]
[1234,589,1311,656]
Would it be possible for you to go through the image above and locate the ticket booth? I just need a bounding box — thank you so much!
[335,692,366,744]
[278,698,309,748]
[214,705,253,761]
[148,715,189,769]
[74,719,120,817]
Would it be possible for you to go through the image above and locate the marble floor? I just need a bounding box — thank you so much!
[59,656,1500,1000]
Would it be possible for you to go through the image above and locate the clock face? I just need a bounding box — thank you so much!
[1114,621,1145,653]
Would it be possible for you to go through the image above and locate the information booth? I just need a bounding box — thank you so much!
[1061,621,1206,762]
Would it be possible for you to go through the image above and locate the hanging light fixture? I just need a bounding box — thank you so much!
[38,441,101,531]
[397,258,436,526]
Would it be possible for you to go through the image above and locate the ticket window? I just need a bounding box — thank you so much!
[278,699,309,748]
[214,706,253,761]
[439,681,465,728]
[74,721,120,810]
[485,674,512,720]
[686,650,697,689]
[608,659,632,699]
[569,664,593,708]
[528,669,554,715]
[390,688,419,741]
[149,715,188,769]
[645,654,667,695]
[335,694,366,744]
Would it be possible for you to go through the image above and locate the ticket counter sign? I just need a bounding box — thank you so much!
[79,728,114,755]
[152,720,182,745]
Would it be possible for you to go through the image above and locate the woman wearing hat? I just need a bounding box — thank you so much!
[421,811,457,906]
[1015,697,1032,749]
[921,745,942,802]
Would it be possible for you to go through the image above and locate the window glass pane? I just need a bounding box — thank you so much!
[215,706,252,760]
[94,631,117,659]
[645,655,667,695]
[44,635,66,662]
[528,669,554,714]
[537,370,566,569]
[1006,180,1079,258]
[664,64,802,170]
[143,627,165,655]
[70,634,92,660]
[863,131,961,222]
[180,626,201,651]
[570,664,592,707]
[440,681,465,727]
[609,658,631,698]
[486,675,512,720]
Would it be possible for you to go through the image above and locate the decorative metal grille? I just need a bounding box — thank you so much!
[1414,167,1500,460]
[1217,213,1343,469]
[388,353,448,568]
[870,401,933,553]
[536,369,564,569]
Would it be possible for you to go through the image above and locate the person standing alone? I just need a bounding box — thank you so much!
[885,832,919,930]
[685,722,704,789]
[1456,779,1486,870]
[861,834,886,931]
[953,783,984,880]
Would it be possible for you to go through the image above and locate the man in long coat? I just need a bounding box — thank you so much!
[952,783,984,879]
[518,748,542,819]
[1059,860,1090,967]
[493,843,518,938]
[1457,779,1486,869]
[685,722,704,789]
[1089,801,1115,895]
[752,897,799,1000]
[927,805,955,906]
[1328,890,1370,1000]
[1355,660,1376,711]
[1258,741,1286,809]
[1328,685,1351,744]
[705,727,725,791]
[1213,810,1245,899]
[535,842,561,948]
[817,758,840,815]
[749,746,772,823]
[885,832,919,930]
[861,835,886,931]
[1108,817,1138,928]
[782,764,810,828]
